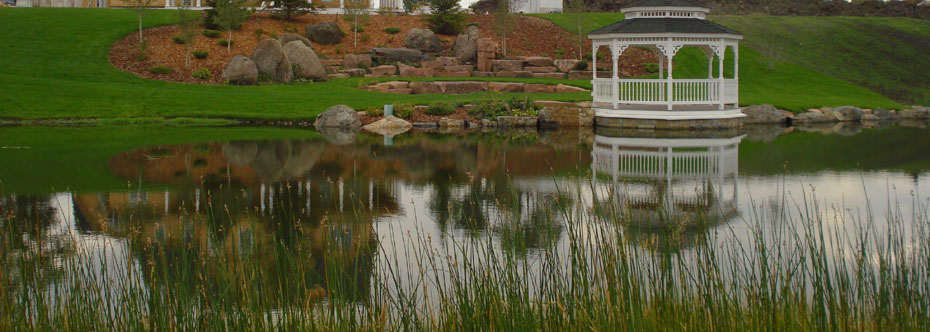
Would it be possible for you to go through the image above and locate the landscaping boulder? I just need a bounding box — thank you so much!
[283,41,327,82]
[444,65,473,72]
[250,38,292,83]
[438,81,487,94]
[495,71,533,78]
[538,106,594,128]
[526,66,557,73]
[532,73,566,79]
[452,25,480,63]
[410,81,442,94]
[340,68,366,77]
[438,56,461,66]
[476,38,499,72]
[222,55,258,85]
[861,114,880,122]
[899,107,930,119]
[824,106,863,121]
[488,82,524,92]
[524,84,556,93]
[314,105,360,129]
[279,33,312,48]
[794,111,834,123]
[568,70,592,80]
[398,63,433,77]
[343,54,372,69]
[555,84,587,93]
[305,22,344,45]
[420,59,444,72]
[404,28,442,53]
[554,59,582,73]
[521,56,554,67]
[496,116,538,128]
[369,65,397,76]
[492,60,523,72]
[362,116,412,136]
[741,104,787,124]
[871,108,899,121]
[371,47,425,63]
[438,118,466,129]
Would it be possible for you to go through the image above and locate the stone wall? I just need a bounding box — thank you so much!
[595,117,743,130]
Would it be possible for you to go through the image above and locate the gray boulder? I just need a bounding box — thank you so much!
[497,116,538,128]
[283,41,327,82]
[794,111,834,123]
[871,108,899,121]
[362,116,412,136]
[825,106,863,121]
[371,47,425,63]
[317,127,358,145]
[899,107,930,119]
[314,105,361,129]
[279,33,313,48]
[304,22,344,45]
[404,28,442,53]
[741,104,787,124]
[250,38,292,83]
[452,25,479,63]
[221,55,258,85]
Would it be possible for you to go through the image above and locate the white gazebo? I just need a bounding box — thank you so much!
[589,0,743,124]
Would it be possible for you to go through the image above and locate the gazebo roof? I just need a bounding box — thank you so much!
[589,18,740,36]
[623,0,708,8]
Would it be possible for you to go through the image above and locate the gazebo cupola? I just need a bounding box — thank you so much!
[588,0,743,127]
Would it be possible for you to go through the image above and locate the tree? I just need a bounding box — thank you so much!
[492,0,513,57]
[213,0,250,54]
[426,0,467,35]
[129,0,155,58]
[176,4,200,69]
[564,0,588,59]
[272,0,316,21]
[343,0,369,50]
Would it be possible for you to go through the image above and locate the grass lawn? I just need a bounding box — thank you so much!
[0,8,588,121]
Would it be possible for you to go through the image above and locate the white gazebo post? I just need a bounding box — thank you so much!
[587,0,744,127]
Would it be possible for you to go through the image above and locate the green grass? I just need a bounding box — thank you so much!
[528,12,626,35]
[0,8,589,121]
[534,12,922,111]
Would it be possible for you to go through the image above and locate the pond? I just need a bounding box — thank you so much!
[1,123,929,330]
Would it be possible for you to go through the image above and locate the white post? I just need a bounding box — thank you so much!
[706,48,713,79]
[611,41,619,109]
[658,54,664,79]
[718,41,725,110]
[591,41,597,80]
[196,0,200,7]
[666,42,674,111]
[733,43,739,107]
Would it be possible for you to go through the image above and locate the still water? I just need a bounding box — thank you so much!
[1,123,929,313]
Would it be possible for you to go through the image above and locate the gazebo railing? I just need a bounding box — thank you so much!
[592,78,738,107]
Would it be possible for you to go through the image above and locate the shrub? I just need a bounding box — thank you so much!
[193,50,209,59]
[468,101,507,120]
[383,27,401,34]
[574,60,588,71]
[253,28,265,39]
[270,32,279,39]
[149,66,173,74]
[361,33,370,42]
[393,104,414,119]
[643,62,659,74]
[202,0,250,30]
[219,39,234,46]
[425,101,456,115]
[284,23,298,33]
[171,36,188,44]
[427,0,467,35]
[352,25,364,32]
[193,68,212,80]
[201,29,222,38]
[365,107,383,117]
[507,95,539,116]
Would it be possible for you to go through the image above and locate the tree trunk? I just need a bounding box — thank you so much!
[228,28,232,54]
[139,15,143,43]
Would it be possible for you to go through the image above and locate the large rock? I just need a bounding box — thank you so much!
[278,33,312,48]
[741,104,787,124]
[524,84,555,93]
[438,118,465,129]
[452,25,480,63]
[404,28,442,53]
[250,39,292,83]
[222,55,258,85]
[410,81,442,94]
[398,63,433,77]
[371,47,425,63]
[343,54,372,69]
[899,107,930,119]
[871,108,899,121]
[304,22,344,45]
[476,38,499,72]
[554,59,582,73]
[314,105,360,129]
[496,116,538,128]
[492,60,523,72]
[362,116,412,136]
[794,111,834,123]
[369,65,397,76]
[488,82,524,92]
[538,106,594,128]
[555,84,587,93]
[824,106,863,121]
[283,41,327,82]
[438,81,488,94]
[520,56,553,67]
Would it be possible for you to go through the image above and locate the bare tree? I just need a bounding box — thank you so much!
[214,0,250,54]
[176,2,201,69]
[343,0,369,50]
[564,0,588,59]
[130,0,155,44]
[493,0,513,57]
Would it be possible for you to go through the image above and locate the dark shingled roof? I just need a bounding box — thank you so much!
[589,18,741,35]
[623,0,708,8]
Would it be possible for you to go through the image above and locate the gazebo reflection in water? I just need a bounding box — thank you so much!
[592,132,743,233]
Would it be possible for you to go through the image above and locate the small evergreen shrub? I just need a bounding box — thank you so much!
[192,68,212,80]
[425,101,456,116]
[574,60,588,71]
[643,62,659,74]
[171,36,188,44]
[219,39,234,46]
[383,27,401,34]
[254,29,265,39]
[365,107,383,117]
[284,24,298,33]
[468,101,507,120]
[201,30,222,38]
[149,66,172,74]
[361,33,370,42]
[193,51,209,59]
[352,25,364,33]
[393,104,414,119]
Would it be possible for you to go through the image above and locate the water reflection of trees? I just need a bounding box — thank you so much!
[0,195,73,297]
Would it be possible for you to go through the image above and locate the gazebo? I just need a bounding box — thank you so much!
[589,0,743,128]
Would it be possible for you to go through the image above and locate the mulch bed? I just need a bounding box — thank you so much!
[110,13,654,85]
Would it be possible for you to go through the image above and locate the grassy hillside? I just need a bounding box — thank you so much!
[0,8,587,120]
[714,15,930,106]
